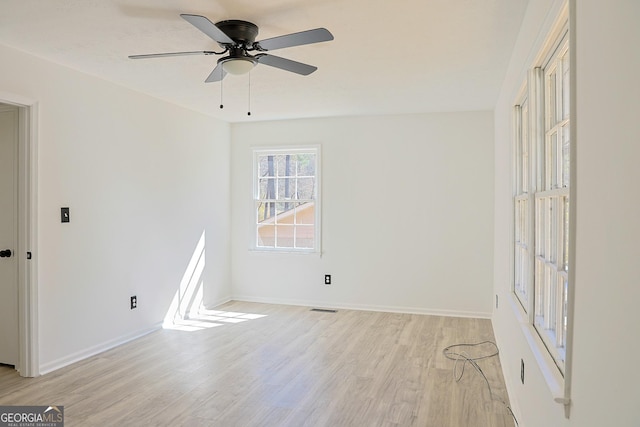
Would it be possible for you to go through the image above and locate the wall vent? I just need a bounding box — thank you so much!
[310,308,337,313]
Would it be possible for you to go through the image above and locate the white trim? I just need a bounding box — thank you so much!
[0,93,39,377]
[39,323,161,375]
[562,0,577,418]
[532,3,570,69]
[232,295,492,319]
[248,248,322,256]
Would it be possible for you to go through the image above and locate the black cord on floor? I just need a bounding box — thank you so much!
[443,341,519,427]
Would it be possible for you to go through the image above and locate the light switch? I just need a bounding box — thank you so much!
[61,207,70,223]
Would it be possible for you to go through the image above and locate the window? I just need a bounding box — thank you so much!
[513,25,571,374]
[253,147,320,252]
[534,33,570,371]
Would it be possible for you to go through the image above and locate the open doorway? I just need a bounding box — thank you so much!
[0,95,38,377]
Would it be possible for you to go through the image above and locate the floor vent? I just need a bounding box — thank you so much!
[310,308,337,313]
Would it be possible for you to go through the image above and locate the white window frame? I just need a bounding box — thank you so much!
[534,33,570,372]
[252,146,321,253]
[513,86,532,312]
[511,3,574,417]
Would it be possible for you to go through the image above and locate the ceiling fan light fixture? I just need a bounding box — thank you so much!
[221,57,256,75]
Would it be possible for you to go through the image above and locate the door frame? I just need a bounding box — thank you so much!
[0,92,39,377]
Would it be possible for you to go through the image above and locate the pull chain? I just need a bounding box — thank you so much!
[219,73,224,109]
[247,71,252,116]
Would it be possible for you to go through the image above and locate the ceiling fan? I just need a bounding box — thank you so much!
[129,14,334,82]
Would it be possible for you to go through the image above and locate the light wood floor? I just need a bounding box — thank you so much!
[0,301,515,426]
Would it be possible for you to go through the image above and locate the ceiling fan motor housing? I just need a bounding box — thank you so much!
[215,20,259,47]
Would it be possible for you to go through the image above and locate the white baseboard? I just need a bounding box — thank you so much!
[230,295,491,319]
[39,323,162,375]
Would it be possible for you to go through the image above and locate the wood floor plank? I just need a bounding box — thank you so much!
[0,301,515,426]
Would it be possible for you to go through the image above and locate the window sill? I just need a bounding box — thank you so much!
[249,248,322,256]
[509,294,566,401]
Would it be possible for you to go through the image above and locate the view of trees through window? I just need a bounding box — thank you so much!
[254,150,318,250]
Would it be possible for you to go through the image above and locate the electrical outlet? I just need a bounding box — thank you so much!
[61,207,70,223]
[521,359,525,384]
[324,274,331,285]
[130,295,137,310]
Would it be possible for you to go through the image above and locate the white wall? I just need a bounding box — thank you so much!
[0,44,231,373]
[493,1,640,426]
[231,112,495,317]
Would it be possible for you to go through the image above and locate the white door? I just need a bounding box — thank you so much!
[0,104,18,366]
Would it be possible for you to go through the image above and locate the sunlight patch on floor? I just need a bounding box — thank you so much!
[165,309,268,331]
[163,231,267,332]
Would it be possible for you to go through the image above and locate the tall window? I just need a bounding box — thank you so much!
[253,147,320,252]
[535,33,570,371]
[514,26,570,374]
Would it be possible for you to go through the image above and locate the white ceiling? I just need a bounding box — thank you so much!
[0,0,528,123]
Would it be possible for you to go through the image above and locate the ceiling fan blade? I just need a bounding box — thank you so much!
[180,14,234,45]
[256,28,333,51]
[256,54,317,75]
[128,51,217,59]
[205,63,227,82]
